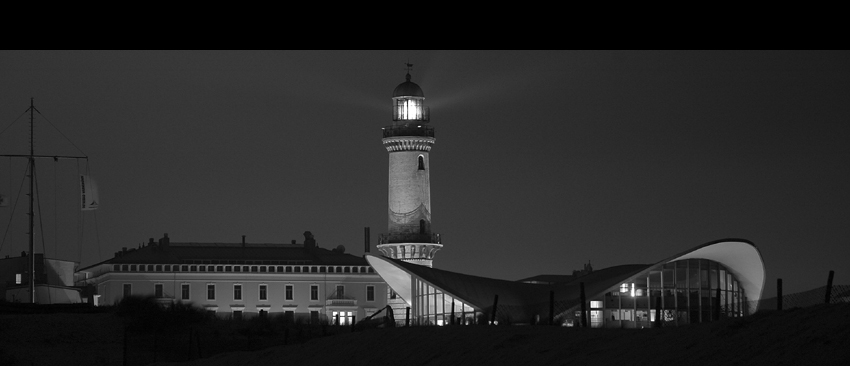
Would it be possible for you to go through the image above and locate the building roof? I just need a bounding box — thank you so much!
[78,241,369,271]
[393,73,424,97]
[367,238,766,322]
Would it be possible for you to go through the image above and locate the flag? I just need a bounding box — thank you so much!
[80,175,99,210]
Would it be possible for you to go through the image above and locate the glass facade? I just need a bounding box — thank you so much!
[411,277,477,325]
[582,259,747,328]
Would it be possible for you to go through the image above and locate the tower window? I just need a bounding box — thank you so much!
[418,155,425,170]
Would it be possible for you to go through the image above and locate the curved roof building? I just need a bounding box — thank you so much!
[367,238,765,327]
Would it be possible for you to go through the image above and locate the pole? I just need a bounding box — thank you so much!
[825,270,835,304]
[549,290,554,326]
[491,295,499,324]
[580,282,587,328]
[777,278,783,311]
[405,307,410,327]
[28,99,35,304]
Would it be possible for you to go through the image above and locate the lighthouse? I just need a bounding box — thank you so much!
[376,67,442,267]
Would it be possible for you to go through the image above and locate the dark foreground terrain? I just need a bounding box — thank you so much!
[2,303,849,365]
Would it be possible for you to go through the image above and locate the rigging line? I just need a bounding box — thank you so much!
[32,106,88,158]
[0,108,29,138]
[76,159,82,264]
[0,162,31,254]
[93,209,102,265]
[54,158,58,257]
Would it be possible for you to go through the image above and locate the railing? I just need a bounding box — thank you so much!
[378,233,441,244]
[382,124,434,138]
[326,291,357,306]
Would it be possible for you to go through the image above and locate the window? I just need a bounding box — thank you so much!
[336,285,344,298]
[367,286,375,301]
[123,283,132,298]
[390,289,397,299]
[234,284,242,301]
[15,273,21,285]
[155,283,163,298]
[259,284,267,301]
[207,284,215,300]
[181,284,190,300]
[233,310,242,320]
[285,285,294,301]
[418,155,425,170]
[310,285,319,301]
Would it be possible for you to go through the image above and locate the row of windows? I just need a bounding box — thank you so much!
[112,264,374,274]
[123,283,377,302]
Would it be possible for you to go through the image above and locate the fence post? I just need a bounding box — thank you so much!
[825,270,835,304]
[580,282,587,328]
[123,326,128,366]
[654,297,661,328]
[549,291,555,326]
[491,295,499,324]
[405,307,410,327]
[451,301,456,325]
[777,278,783,311]
[714,287,721,320]
[153,327,158,363]
[187,327,193,361]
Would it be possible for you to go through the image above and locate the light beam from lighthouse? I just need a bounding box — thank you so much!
[377,67,442,268]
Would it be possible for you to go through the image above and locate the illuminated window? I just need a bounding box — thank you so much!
[15,273,21,285]
[590,300,602,309]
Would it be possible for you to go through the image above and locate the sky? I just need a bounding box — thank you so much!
[0,50,848,299]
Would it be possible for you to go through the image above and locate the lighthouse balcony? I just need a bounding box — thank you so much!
[378,233,441,244]
[382,124,434,138]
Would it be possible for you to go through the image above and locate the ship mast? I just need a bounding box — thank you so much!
[1,98,88,303]
[28,98,35,303]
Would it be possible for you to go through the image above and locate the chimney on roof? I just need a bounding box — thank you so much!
[242,235,246,247]
[303,231,316,251]
[158,233,170,248]
[364,227,370,253]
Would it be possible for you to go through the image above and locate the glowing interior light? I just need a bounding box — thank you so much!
[630,283,635,297]
[397,98,422,120]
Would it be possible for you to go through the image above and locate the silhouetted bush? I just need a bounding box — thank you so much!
[115,296,207,331]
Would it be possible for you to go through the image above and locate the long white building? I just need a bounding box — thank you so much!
[75,232,388,323]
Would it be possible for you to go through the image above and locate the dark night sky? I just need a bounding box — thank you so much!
[1,50,848,298]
